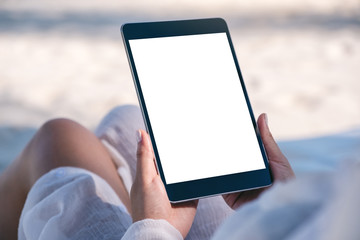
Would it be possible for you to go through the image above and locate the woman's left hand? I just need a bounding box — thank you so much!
[130,130,198,238]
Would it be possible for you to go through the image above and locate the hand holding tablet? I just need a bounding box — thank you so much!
[130,112,295,238]
[121,18,273,202]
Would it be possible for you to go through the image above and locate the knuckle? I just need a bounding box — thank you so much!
[137,146,151,159]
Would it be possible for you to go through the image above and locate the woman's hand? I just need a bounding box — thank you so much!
[130,130,198,238]
[223,113,295,210]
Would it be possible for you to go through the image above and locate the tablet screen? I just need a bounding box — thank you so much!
[129,32,265,184]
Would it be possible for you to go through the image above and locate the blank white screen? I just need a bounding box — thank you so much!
[130,33,265,184]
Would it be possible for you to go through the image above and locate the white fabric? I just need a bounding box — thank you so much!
[101,139,133,194]
[95,105,145,182]
[122,219,182,240]
[279,128,360,176]
[123,161,360,240]
[19,162,360,240]
[18,166,227,240]
[18,167,132,240]
[18,105,360,239]
[212,161,360,240]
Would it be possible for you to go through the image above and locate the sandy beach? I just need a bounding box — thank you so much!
[0,0,359,171]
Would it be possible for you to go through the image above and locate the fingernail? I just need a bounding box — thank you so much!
[264,113,269,127]
[136,130,142,143]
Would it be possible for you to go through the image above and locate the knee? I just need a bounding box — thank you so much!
[40,118,78,133]
[20,118,88,185]
[38,118,86,143]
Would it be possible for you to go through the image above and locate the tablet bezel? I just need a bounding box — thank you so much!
[121,18,272,202]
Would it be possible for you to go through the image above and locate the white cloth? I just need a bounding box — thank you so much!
[278,128,360,176]
[122,219,182,240]
[212,161,360,240]
[123,161,360,240]
[18,166,231,240]
[18,167,132,240]
[19,162,360,240]
[18,105,360,239]
[18,105,233,239]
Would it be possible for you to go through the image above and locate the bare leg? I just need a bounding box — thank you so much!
[0,118,130,239]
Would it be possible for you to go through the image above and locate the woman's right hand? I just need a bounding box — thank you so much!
[223,113,295,210]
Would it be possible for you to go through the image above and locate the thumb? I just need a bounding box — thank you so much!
[135,130,158,183]
[257,114,295,181]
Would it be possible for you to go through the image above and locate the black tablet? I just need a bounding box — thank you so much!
[121,18,272,202]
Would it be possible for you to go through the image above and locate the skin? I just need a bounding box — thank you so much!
[131,113,295,237]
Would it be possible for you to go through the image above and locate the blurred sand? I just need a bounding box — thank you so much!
[0,0,360,169]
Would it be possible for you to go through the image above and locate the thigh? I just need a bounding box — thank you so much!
[27,119,130,207]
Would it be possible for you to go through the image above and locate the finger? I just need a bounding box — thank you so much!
[257,113,287,164]
[257,113,295,179]
[135,130,157,183]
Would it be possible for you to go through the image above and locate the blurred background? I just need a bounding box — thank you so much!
[0,0,359,173]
